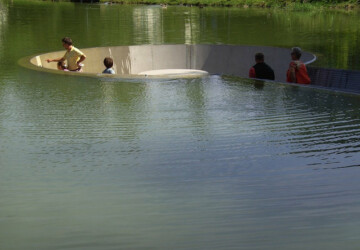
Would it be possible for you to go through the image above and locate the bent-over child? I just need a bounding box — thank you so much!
[57,61,69,71]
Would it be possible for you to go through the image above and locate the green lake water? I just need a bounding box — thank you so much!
[1,0,360,249]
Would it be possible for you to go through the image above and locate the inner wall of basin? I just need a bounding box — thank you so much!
[30,45,316,81]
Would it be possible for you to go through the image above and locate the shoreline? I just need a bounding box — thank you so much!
[37,0,360,11]
[104,0,359,10]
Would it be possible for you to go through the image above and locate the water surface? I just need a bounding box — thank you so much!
[1,1,360,249]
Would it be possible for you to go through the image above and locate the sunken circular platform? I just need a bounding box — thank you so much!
[22,44,316,81]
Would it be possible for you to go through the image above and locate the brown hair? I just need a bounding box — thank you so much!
[104,57,113,68]
[62,37,73,45]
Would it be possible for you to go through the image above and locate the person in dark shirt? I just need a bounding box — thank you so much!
[249,53,275,80]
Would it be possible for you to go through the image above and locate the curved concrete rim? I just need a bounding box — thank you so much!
[138,69,208,77]
[19,44,316,81]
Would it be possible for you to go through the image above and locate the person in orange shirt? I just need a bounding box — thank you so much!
[286,47,311,84]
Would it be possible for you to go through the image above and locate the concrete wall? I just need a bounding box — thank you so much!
[308,66,360,93]
[190,45,314,82]
[31,44,316,82]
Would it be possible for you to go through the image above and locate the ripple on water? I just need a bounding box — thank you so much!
[1,73,360,249]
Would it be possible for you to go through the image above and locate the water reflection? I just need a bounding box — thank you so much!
[2,1,360,70]
[0,0,7,52]
[2,1,360,249]
[2,68,360,250]
[0,1,7,29]
[98,79,148,141]
[184,8,201,44]
[219,77,360,171]
[133,6,163,44]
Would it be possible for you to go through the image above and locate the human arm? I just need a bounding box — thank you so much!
[77,54,86,68]
[288,62,297,83]
[46,57,65,63]
[249,67,256,78]
[270,69,275,80]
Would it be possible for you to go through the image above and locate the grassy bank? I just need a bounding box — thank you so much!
[96,0,360,10]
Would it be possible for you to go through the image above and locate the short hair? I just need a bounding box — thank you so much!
[291,47,302,59]
[62,37,73,45]
[255,52,264,61]
[104,57,113,68]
